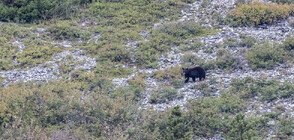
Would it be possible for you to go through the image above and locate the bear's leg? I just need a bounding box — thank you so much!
[185,77,189,83]
[192,77,196,82]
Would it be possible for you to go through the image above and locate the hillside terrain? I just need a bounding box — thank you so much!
[0,0,294,139]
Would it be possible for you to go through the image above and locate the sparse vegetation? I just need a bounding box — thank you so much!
[282,37,294,51]
[246,43,286,70]
[179,39,202,51]
[149,86,180,104]
[154,65,184,88]
[239,35,257,48]
[17,45,62,68]
[230,77,294,102]
[48,21,91,40]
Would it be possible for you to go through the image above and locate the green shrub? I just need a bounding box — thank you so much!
[94,61,133,78]
[231,77,294,102]
[201,60,217,70]
[239,35,256,48]
[98,45,132,62]
[230,77,257,99]
[165,106,191,139]
[17,45,62,68]
[154,65,184,88]
[223,37,239,48]
[215,48,238,70]
[135,43,160,68]
[181,52,201,66]
[48,21,91,40]
[0,76,5,83]
[156,20,204,39]
[0,24,34,70]
[128,73,146,99]
[229,2,294,26]
[224,113,269,140]
[186,48,238,71]
[149,86,180,104]
[246,43,286,70]
[275,117,294,139]
[279,82,294,98]
[179,39,202,51]
[0,43,18,70]
[192,82,217,96]
[282,37,294,51]
[215,92,244,116]
[185,98,222,137]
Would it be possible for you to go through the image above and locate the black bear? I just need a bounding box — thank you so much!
[182,66,206,83]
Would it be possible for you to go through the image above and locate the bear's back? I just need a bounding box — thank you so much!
[190,66,205,77]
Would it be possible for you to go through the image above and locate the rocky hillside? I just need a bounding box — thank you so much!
[0,0,294,139]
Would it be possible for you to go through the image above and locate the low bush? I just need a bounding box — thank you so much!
[230,77,294,102]
[0,24,36,70]
[223,37,239,48]
[154,65,184,88]
[165,106,191,139]
[246,43,286,70]
[181,52,202,66]
[192,82,217,96]
[199,48,238,71]
[229,2,294,26]
[17,45,62,68]
[275,117,294,139]
[94,61,133,78]
[239,35,257,48]
[149,86,180,104]
[223,113,269,140]
[215,48,238,70]
[48,21,91,40]
[156,21,204,39]
[134,42,160,68]
[128,73,146,99]
[179,39,202,52]
[282,37,294,51]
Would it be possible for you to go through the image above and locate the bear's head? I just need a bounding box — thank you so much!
[182,68,189,75]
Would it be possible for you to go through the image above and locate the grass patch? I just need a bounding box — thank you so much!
[230,77,294,102]
[282,37,294,51]
[128,72,146,100]
[17,45,62,68]
[0,23,62,70]
[182,48,239,71]
[48,21,91,40]
[149,86,181,104]
[153,65,184,88]
[95,61,133,78]
[246,43,286,70]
